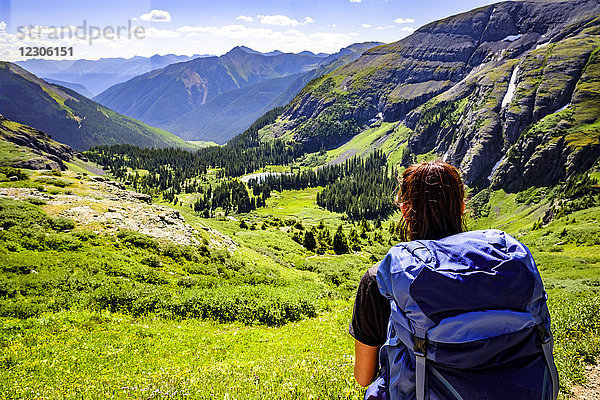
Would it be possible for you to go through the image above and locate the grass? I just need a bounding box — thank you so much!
[0,162,599,398]
[323,122,411,168]
[0,305,361,399]
[0,140,36,165]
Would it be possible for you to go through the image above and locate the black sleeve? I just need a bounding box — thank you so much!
[349,265,391,347]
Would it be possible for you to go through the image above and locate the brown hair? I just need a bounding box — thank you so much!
[395,160,466,241]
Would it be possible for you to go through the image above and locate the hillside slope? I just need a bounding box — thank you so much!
[0,115,75,170]
[0,62,192,151]
[269,0,600,190]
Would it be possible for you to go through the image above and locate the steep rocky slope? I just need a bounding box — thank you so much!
[0,115,75,170]
[273,0,600,190]
[407,18,600,188]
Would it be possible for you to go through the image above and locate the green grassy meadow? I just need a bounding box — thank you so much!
[0,159,599,399]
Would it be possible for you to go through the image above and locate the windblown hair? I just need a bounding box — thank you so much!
[395,160,466,241]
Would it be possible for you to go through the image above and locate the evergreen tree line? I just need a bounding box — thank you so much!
[86,107,303,194]
[190,180,256,216]
[290,218,398,255]
[248,150,399,220]
[85,106,399,221]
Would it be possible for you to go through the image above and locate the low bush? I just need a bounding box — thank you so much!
[117,230,158,250]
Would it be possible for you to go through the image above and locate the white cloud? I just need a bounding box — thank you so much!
[144,27,180,38]
[400,27,415,32]
[178,24,273,40]
[236,15,254,22]
[256,14,314,26]
[393,17,415,24]
[140,10,171,22]
[350,0,362,3]
[176,24,353,54]
[361,24,372,28]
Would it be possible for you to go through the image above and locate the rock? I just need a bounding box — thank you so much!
[131,192,152,204]
[10,157,64,171]
[106,180,125,189]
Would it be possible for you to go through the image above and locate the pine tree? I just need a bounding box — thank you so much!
[303,229,317,251]
[333,225,349,255]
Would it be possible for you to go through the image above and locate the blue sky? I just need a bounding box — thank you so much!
[1,0,497,60]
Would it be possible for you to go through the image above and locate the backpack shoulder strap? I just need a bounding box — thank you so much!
[537,325,559,400]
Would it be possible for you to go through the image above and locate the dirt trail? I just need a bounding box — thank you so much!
[572,363,600,399]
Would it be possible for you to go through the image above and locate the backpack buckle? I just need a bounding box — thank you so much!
[414,336,427,357]
[536,324,551,344]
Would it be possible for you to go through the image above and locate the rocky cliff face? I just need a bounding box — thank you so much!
[406,17,600,188]
[0,115,75,170]
[278,0,600,190]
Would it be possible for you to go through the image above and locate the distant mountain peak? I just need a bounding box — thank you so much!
[228,46,263,56]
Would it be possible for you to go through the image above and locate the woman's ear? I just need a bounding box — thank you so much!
[400,202,408,218]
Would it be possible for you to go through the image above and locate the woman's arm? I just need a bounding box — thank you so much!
[354,339,379,387]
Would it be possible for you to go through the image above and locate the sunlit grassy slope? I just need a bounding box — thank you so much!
[0,158,599,398]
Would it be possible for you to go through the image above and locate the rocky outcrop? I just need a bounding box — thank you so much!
[403,21,600,188]
[0,115,75,170]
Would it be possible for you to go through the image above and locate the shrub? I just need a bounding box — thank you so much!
[50,216,75,231]
[0,167,27,180]
[141,254,163,268]
[0,198,50,230]
[117,230,158,249]
[44,233,83,251]
[34,176,72,187]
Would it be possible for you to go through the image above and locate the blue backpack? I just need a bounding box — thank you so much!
[366,229,559,400]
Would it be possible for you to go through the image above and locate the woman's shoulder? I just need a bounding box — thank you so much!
[360,265,380,287]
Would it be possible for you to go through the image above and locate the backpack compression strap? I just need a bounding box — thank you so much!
[414,329,427,400]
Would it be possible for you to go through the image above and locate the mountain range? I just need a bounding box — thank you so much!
[16,54,208,96]
[0,62,192,150]
[94,43,381,143]
[260,0,600,191]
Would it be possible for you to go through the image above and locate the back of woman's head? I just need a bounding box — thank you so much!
[396,160,465,241]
